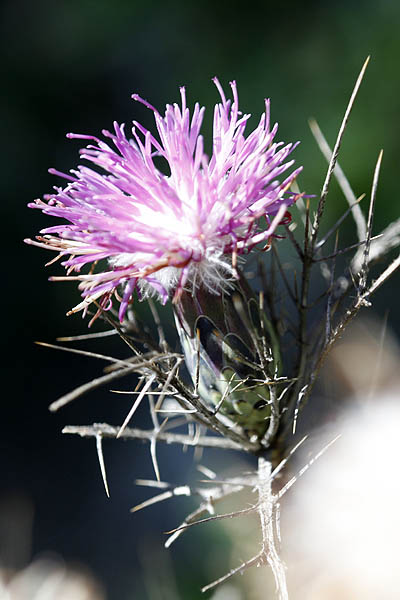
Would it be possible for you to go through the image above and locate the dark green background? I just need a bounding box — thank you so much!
[3,0,400,598]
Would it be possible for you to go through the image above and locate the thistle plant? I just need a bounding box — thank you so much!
[25,57,400,598]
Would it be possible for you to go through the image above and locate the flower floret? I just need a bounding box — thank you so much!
[26,78,302,321]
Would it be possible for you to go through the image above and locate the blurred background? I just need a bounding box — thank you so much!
[2,0,400,598]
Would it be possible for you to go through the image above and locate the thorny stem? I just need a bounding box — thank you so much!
[281,208,313,442]
[309,118,367,243]
[98,305,260,452]
[262,383,280,447]
[287,250,400,437]
[312,252,400,381]
[201,458,288,596]
[310,56,370,249]
[308,150,386,390]
[279,58,372,443]
[325,232,339,344]
[258,458,288,600]
[358,150,383,294]
[49,364,141,412]
[201,554,262,593]
[62,423,245,451]
[352,215,400,272]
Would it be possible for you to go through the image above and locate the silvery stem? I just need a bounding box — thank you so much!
[258,457,288,600]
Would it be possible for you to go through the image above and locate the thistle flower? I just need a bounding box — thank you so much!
[26,79,302,322]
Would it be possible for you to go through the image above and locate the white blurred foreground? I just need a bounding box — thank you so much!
[284,393,400,599]
[0,559,104,600]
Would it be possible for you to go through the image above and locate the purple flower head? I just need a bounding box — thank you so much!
[26,79,302,322]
